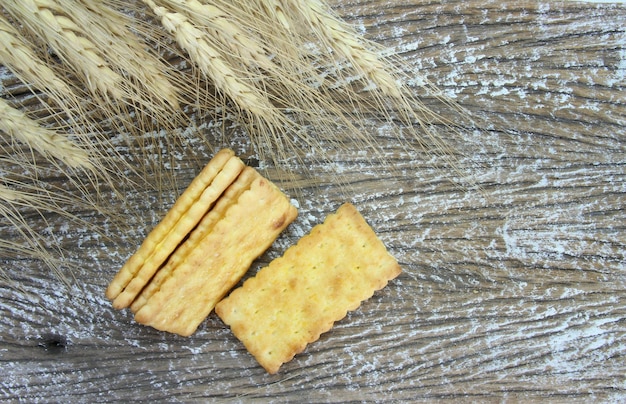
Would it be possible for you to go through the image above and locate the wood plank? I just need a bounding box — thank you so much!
[1,0,625,401]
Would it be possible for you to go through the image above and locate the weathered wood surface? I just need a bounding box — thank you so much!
[1,0,625,401]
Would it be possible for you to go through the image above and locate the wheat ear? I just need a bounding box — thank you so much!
[160,1,369,143]
[5,0,184,125]
[172,0,277,72]
[139,0,336,168]
[0,14,81,111]
[273,0,400,98]
[67,0,190,181]
[74,0,181,111]
[3,0,125,100]
[0,12,112,166]
[273,0,474,172]
[4,0,198,190]
[143,0,275,116]
[0,98,92,170]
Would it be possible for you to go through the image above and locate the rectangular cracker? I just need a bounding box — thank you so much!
[129,166,257,314]
[106,149,244,309]
[215,203,402,374]
[133,167,298,336]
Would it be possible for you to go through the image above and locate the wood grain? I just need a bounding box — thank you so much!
[1,0,625,401]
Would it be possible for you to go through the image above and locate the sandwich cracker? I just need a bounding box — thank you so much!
[106,149,244,308]
[129,166,259,314]
[133,167,298,336]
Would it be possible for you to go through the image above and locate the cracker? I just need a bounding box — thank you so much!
[215,203,402,374]
[106,149,244,309]
[133,167,298,336]
[129,166,256,314]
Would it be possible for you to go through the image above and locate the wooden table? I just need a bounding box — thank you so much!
[2,0,624,401]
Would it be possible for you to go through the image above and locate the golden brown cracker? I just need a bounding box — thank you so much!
[215,203,401,374]
[129,166,257,314]
[106,149,244,309]
[133,168,298,336]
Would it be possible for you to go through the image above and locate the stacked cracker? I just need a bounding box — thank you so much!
[107,149,401,373]
[106,149,298,336]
